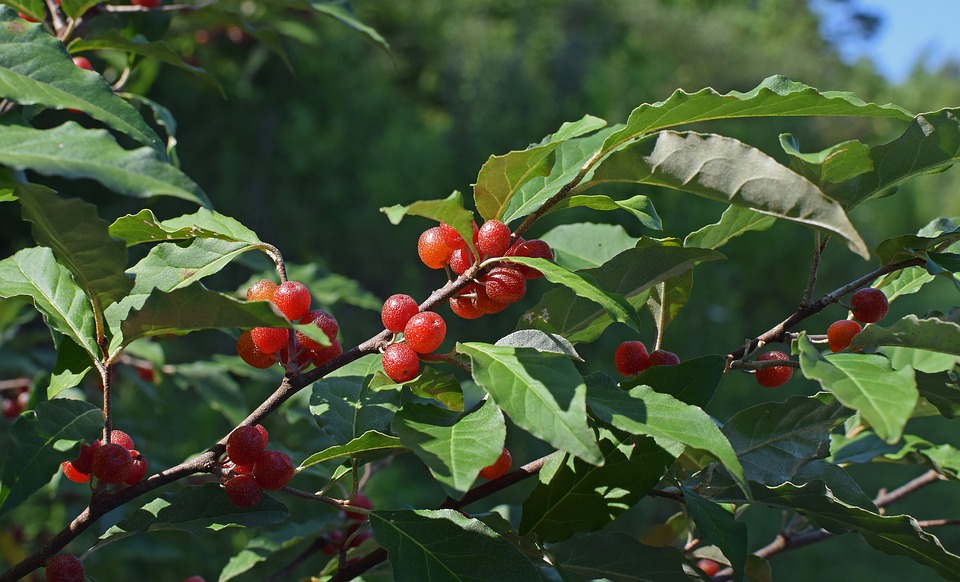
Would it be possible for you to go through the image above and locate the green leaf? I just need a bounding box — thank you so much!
[551,531,709,582]
[683,490,748,582]
[798,334,917,444]
[69,32,224,95]
[883,346,958,373]
[219,521,317,581]
[58,0,100,20]
[741,481,960,581]
[17,184,132,312]
[780,134,875,186]
[495,329,583,361]
[721,393,849,485]
[646,271,693,337]
[793,460,877,509]
[392,399,506,495]
[0,399,102,517]
[457,342,602,465]
[370,509,540,581]
[873,266,935,302]
[874,227,960,265]
[540,223,640,271]
[849,314,960,356]
[109,208,261,246]
[298,430,404,471]
[548,194,662,231]
[505,256,643,334]
[622,355,725,408]
[683,205,776,250]
[0,121,209,206]
[120,92,179,164]
[474,115,607,221]
[585,374,747,496]
[174,360,251,426]
[306,0,390,51]
[520,429,673,543]
[601,75,911,154]
[518,242,723,344]
[0,7,164,152]
[2,2,43,22]
[581,131,869,258]
[917,371,960,419]
[380,191,475,252]
[0,246,99,359]
[403,366,465,411]
[310,354,401,449]
[48,336,93,399]
[97,483,288,545]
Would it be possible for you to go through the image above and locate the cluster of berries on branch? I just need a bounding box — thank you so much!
[222,424,295,507]
[60,429,148,486]
[614,340,680,377]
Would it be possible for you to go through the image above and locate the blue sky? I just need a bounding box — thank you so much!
[819,0,960,82]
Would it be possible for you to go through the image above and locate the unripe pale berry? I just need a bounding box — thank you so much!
[246,278,277,302]
[479,447,512,480]
[381,294,419,333]
[827,319,862,352]
[403,311,446,353]
[253,450,295,490]
[45,554,84,582]
[225,474,262,507]
[273,281,312,321]
[382,343,420,383]
[614,341,649,376]
[850,287,889,323]
[755,351,794,388]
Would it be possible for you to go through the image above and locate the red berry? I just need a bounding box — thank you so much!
[755,350,794,388]
[850,287,889,323]
[110,429,135,450]
[225,474,262,507]
[124,451,148,485]
[92,443,133,484]
[477,219,512,258]
[403,311,447,353]
[382,343,420,383]
[449,246,474,275]
[449,292,484,320]
[71,440,101,474]
[507,239,553,279]
[72,56,93,71]
[473,283,509,315]
[439,221,476,250]
[482,266,526,304]
[254,424,269,446]
[827,320,862,352]
[227,425,267,466]
[45,554,84,582]
[132,0,160,7]
[310,338,343,368]
[183,577,207,582]
[322,529,347,555]
[246,278,278,302]
[344,492,374,521]
[237,330,276,368]
[614,341,649,376]
[18,12,39,23]
[647,349,680,367]
[296,309,339,352]
[696,559,721,576]
[381,294,419,333]
[250,327,288,354]
[417,226,454,269]
[479,447,512,480]
[254,450,295,490]
[273,281,312,321]
[1,397,23,419]
[61,461,90,483]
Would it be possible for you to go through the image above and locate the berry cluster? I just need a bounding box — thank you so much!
[222,424,295,507]
[61,430,148,486]
[322,492,375,555]
[826,287,889,352]
[614,340,680,376]
[1,382,29,419]
[379,297,446,383]
[238,279,342,371]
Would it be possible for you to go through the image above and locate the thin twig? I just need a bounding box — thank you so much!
[801,234,830,308]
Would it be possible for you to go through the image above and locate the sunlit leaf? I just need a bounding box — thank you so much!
[298,430,404,471]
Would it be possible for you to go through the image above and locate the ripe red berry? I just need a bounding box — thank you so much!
[254,450,295,490]
[254,424,269,446]
[449,246,475,275]
[417,226,454,269]
[449,293,484,320]
[483,266,526,304]
[310,338,343,367]
[246,278,278,302]
[250,326,288,354]
[273,281,312,321]
[647,349,680,367]
[61,461,90,483]
[237,330,276,368]
[382,343,420,383]
[696,559,721,576]
[614,341,649,376]
[344,492,374,521]
[507,239,554,279]
[381,294,420,333]
[225,474,262,507]
[110,429,135,450]
[755,350,794,388]
[124,451,148,485]
[439,221,476,250]
[92,443,134,484]
[850,287,889,324]
[296,309,339,352]
[477,219,512,258]
[132,0,160,7]
[403,311,447,353]
[183,577,207,582]
[45,554,84,582]
[827,319,863,352]
[473,283,510,315]
[72,56,93,71]
[227,425,267,466]
[2,397,23,419]
[71,440,101,474]
[479,447,512,480]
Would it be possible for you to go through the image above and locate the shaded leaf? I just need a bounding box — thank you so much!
[495,329,583,361]
[219,521,317,581]
[780,134,874,186]
[298,430,404,471]
[917,371,960,419]
[48,336,93,399]
[551,531,709,582]
[380,191,475,252]
[683,490,748,582]
[849,314,960,356]
[549,194,662,231]
[622,355,725,408]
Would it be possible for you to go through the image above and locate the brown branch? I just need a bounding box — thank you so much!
[874,469,945,509]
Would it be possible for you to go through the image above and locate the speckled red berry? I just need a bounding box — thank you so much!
[254,450,295,490]
[225,474,262,507]
[507,238,553,279]
[827,319,862,352]
[92,443,133,484]
[479,447,512,480]
[246,278,277,302]
[227,425,267,466]
[755,351,794,388]
[110,429,135,450]
[124,450,148,485]
[45,554,84,582]
[61,461,90,483]
[850,287,889,323]
[71,440,101,474]
[647,349,680,367]
[382,294,419,333]
[382,343,420,383]
[614,341,649,376]
[483,266,526,304]
[237,330,276,368]
[403,311,447,353]
[477,219,512,258]
[310,338,343,368]
[418,226,454,269]
[251,327,288,354]
[273,281,312,321]
[296,309,338,352]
